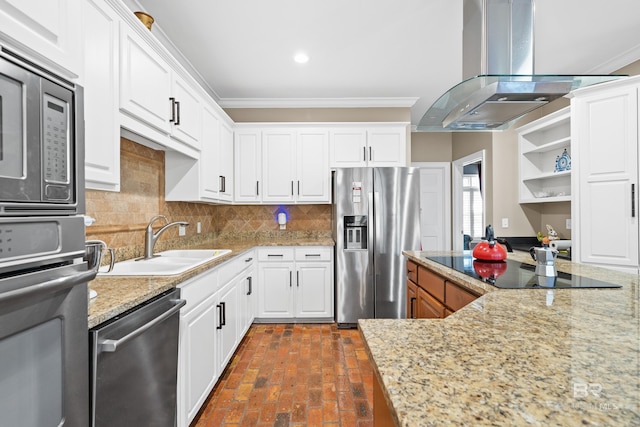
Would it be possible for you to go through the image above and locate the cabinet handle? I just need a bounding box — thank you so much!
[247,276,252,295]
[369,146,372,161]
[256,181,260,196]
[219,176,224,193]
[297,181,300,196]
[296,271,299,287]
[245,257,253,262]
[407,269,414,275]
[222,176,226,193]
[267,254,283,258]
[305,254,321,257]
[221,301,226,327]
[363,146,366,161]
[169,97,176,123]
[410,297,416,318]
[216,303,223,329]
[289,271,292,287]
[175,100,181,125]
[291,181,294,196]
[633,184,636,218]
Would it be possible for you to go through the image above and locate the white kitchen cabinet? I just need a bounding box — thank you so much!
[329,125,407,167]
[0,0,82,78]
[82,0,121,191]
[570,76,640,273]
[219,121,235,202]
[297,129,331,202]
[170,74,202,150]
[177,269,219,427]
[237,263,256,337]
[216,278,239,374]
[256,246,333,321]
[517,107,572,203]
[262,130,296,203]
[234,130,262,203]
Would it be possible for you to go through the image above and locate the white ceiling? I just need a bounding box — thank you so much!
[132,0,640,126]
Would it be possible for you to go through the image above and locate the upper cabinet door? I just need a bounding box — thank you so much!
[329,129,367,168]
[170,75,202,150]
[367,127,407,167]
[262,130,296,203]
[119,25,172,134]
[0,0,82,78]
[218,121,234,202]
[234,130,262,203]
[82,0,120,191]
[200,104,221,200]
[297,129,330,203]
[572,83,639,270]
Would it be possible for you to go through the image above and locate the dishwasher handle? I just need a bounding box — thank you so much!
[98,298,186,353]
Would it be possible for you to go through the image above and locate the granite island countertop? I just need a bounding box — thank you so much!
[359,250,640,426]
[88,237,334,328]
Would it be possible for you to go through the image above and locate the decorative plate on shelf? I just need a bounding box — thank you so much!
[555,149,571,172]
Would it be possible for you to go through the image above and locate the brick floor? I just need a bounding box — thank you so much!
[193,324,374,427]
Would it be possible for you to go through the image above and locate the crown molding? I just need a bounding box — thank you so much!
[218,97,419,109]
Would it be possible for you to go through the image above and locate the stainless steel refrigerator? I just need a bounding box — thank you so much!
[333,167,421,327]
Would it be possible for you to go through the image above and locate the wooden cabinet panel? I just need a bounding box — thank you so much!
[406,260,418,284]
[444,282,478,312]
[416,287,445,319]
[407,280,418,319]
[417,266,445,302]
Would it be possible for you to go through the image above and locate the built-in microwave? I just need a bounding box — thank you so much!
[0,49,84,216]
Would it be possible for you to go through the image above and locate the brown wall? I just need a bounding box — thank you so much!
[85,139,331,262]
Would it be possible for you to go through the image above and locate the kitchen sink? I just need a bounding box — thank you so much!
[99,249,232,276]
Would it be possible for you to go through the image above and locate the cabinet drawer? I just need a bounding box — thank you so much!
[258,247,294,262]
[406,260,418,283]
[417,266,445,303]
[417,287,445,319]
[294,246,332,261]
[445,282,479,312]
[219,250,255,284]
[178,270,219,311]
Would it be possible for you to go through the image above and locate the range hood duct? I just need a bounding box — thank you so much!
[417,0,625,131]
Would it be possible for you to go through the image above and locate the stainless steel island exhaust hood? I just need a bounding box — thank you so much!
[417,0,625,131]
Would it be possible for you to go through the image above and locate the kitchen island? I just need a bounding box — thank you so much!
[360,250,640,426]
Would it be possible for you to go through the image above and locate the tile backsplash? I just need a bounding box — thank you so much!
[85,139,331,262]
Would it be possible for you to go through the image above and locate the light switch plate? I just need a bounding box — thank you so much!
[179,225,186,236]
[501,218,509,228]
[566,219,571,229]
[197,222,202,233]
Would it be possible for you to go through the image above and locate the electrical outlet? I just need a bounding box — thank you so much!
[197,222,202,234]
[566,218,571,230]
[501,217,509,228]
[179,225,186,236]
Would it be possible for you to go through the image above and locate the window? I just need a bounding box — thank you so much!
[463,173,483,239]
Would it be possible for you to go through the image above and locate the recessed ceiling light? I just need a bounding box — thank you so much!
[294,53,309,64]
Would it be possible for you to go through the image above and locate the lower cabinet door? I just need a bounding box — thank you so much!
[217,280,239,374]
[407,280,418,319]
[178,295,218,427]
[417,287,445,319]
[257,262,294,318]
[295,263,333,318]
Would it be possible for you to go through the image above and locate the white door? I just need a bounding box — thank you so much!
[234,130,262,203]
[82,0,120,191]
[295,263,333,318]
[367,127,407,166]
[262,130,296,203]
[119,25,172,133]
[297,129,330,203]
[218,121,234,202]
[200,105,220,199]
[413,163,451,251]
[170,75,201,149]
[573,85,639,270]
[329,129,367,167]
[257,263,294,318]
[179,295,218,427]
[217,280,239,373]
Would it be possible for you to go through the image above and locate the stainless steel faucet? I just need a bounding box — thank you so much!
[139,215,189,260]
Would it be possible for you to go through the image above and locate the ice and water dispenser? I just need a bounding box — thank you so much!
[344,215,368,250]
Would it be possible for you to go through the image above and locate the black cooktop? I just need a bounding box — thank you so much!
[424,255,621,289]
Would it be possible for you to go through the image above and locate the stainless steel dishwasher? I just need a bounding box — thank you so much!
[90,288,186,427]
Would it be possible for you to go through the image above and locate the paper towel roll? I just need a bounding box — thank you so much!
[550,240,571,251]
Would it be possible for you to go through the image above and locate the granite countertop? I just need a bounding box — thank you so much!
[88,237,334,328]
[359,250,640,426]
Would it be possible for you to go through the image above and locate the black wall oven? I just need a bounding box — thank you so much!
[0,49,92,427]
